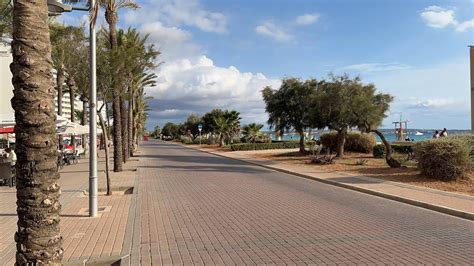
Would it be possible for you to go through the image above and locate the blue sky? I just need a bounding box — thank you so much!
[61,0,474,129]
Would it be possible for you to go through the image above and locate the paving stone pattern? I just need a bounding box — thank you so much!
[135,142,474,265]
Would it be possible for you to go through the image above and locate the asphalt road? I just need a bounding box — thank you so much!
[135,141,474,265]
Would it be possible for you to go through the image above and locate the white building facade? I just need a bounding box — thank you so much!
[1,40,106,128]
[0,41,14,126]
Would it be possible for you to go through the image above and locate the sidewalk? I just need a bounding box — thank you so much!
[0,153,138,265]
[188,145,474,220]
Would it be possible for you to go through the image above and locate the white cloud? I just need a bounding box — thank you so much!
[124,0,227,34]
[340,63,411,73]
[161,0,228,33]
[456,19,474,32]
[420,6,457,28]
[150,55,279,105]
[145,55,280,125]
[255,22,293,42]
[295,13,320,26]
[406,98,460,109]
[141,21,191,44]
[138,21,201,61]
[420,5,473,32]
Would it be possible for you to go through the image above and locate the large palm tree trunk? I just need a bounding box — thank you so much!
[128,97,134,157]
[112,90,123,171]
[106,10,123,171]
[10,0,63,263]
[121,96,128,162]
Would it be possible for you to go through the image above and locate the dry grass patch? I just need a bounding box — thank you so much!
[247,151,474,196]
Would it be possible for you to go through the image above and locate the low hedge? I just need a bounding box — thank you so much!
[193,137,208,145]
[372,143,414,158]
[414,136,472,180]
[231,141,300,151]
[373,144,385,158]
[320,132,376,153]
[180,135,193,144]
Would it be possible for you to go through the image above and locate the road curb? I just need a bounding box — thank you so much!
[184,144,474,221]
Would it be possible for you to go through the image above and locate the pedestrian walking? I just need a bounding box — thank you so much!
[440,128,448,137]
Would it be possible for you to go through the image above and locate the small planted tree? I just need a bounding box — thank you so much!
[262,78,316,153]
[162,122,180,139]
[242,123,265,143]
[184,114,203,137]
[351,81,401,168]
[213,110,241,146]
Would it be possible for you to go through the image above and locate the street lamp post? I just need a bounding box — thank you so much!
[88,0,98,218]
[470,46,474,132]
[47,0,98,217]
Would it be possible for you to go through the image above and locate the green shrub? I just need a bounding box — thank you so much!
[372,143,413,158]
[231,141,300,151]
[320,132,376,153]
[414,137,472,180]
[180,135,193,144]
[449,135,474,166]
[193,137,208,145]
[207,135,219,145]
[373,144,385,158]
[392,144,413,154]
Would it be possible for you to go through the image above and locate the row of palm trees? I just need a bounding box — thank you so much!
[8,0,156,263]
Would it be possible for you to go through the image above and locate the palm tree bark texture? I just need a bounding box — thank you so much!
[120,95,129,162]
[10,0,63,264]
[105,5,123,172]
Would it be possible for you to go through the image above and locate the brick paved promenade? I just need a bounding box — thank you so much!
[1,141,474,265]
[132,141,474,265]
[0,155,137,265]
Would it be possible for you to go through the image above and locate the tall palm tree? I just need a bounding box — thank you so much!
[101,0,138,171]
[69,0,139,170]
[50,24,68,118]
[10,0,62,263]
[116,28,158,156]
[133,87,151,149]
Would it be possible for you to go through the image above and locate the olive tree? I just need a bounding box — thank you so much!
[310,75,359,157]
[262,78,316,153]
[351,84,401,167]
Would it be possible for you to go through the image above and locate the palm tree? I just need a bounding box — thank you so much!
[133,87,152,149]
[50,24,67,119]
[101,0,139,171]
[70,0,140,170]
[214,116,230,146]
[10,0,62,263]
[242,123,265,143]
[50,24,86,148]
[214,110,241,146]
[116,28,158,156]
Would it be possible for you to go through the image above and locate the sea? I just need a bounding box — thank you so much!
[264,129,472,143]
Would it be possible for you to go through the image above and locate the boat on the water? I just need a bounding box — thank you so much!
[415,131,424,136]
